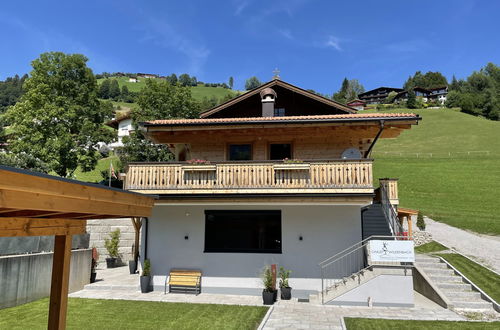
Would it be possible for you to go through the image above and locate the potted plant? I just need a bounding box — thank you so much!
[90,246,99,283]
[279,267,292,300]
[104,229,120,268]
[261,266,277,305]
[140,259,151,293]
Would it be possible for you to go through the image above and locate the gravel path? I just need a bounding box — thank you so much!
[423,217,500,273]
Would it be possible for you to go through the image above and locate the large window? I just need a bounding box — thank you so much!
[228,144,252,160]
[204,210,282,253]
[269,143,292,160]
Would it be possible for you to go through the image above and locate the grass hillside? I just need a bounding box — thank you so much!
[97,77,238,101]
[369,107,500,235]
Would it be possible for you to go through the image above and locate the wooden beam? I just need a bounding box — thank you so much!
[0,218,86,237]
[48,234,72,330]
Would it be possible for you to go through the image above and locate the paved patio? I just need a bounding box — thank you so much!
[70,266,466,329]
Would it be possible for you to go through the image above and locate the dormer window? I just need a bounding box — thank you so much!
[274,108,285,117]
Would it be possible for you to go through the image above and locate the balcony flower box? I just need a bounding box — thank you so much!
[183,165,217,172]
[273,163,311,171]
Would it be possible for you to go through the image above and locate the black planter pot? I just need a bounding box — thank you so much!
[105,258,117,268]
[273,290,278,302]
[262,290,276,305]
[90,272,97,283]
[140,276,151,293]
[129,260,137,274]
[280,287,292,300]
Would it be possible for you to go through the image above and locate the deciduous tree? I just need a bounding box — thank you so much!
[6,52,113,177]
[245,76,262,90]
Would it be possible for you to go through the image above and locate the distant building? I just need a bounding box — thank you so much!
[394,86,448,105]
[358,87,404,104]
[106,114,133,149]
[346,99,366,111]
[137,73,159,79]
[128,77,138,83]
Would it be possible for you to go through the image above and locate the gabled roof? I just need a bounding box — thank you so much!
[199,79,357,118]
[347,99,366,104]
[106,113,132,129]
[358,87,404,97]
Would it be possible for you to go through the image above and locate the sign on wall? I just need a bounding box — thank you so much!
[368,240,415,263]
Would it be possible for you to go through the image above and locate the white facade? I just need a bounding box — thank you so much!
[143,203,365,296]
[109,118,133,149]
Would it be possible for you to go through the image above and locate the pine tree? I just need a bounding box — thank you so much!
[229,76,234,89]
[406,90,417,109]
[109,79,121,100]
[416,212,426,231]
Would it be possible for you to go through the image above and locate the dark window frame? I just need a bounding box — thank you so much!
[204,210,282,254]
[268,142,293,160]
[227,143,253,161]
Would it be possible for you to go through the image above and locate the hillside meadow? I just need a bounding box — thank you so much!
[370,107,500,235]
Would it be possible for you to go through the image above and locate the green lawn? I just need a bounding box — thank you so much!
[344,318,500,329]
[97,76,239,101]
[369,107,500,235]
[73,155,119,183]
[436,253,500,302]
[415,241,448,254]
[0,298,268,330]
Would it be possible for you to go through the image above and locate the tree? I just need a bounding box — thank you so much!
[0,74,28,113]
[345,79,365,101]
[332,78,349,104]
[190,76,197,86]
[109,79,121,100]
[6,52,113,177]
[166,73,178,85]
[386,91,398,103]
[404,71,448,90]
[245,76,262,90]
[406,90,417,109]
[228,76,234,89]
[416,212,426,231]
[178,73,191,86]
[99,79,111,99]
[118,79,201,166]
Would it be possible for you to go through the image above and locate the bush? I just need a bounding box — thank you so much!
[261,266,275,292]
[142,259,151,276]
[278,267,291,288]
[416,212,426,231]
[104,229,120,258]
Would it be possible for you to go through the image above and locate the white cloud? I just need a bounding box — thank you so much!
[234,0,249,15]
[278,29,294,40]
[139,17,210,75]
[325,35,342,51]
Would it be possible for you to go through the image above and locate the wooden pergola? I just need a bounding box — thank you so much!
[0,166,155,330]
[397,207,419,238]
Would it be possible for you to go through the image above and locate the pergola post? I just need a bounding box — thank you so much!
[48,234,73,330]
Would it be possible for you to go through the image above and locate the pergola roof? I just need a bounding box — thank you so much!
[0,165,155,329]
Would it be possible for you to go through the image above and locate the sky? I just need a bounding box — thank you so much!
[1,0,499,94]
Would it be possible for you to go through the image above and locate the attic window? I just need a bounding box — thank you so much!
[274,108,285,117]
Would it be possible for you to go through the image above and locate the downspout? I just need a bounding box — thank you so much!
[364,120,385,158]
[144,217,149,261]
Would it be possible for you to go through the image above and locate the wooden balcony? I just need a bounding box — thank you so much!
[124,160,374,195]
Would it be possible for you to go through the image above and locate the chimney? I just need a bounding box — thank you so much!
[260,88,277,117]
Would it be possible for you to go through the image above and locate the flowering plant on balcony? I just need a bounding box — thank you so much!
[186,159,211,165]
[282,158,304,164]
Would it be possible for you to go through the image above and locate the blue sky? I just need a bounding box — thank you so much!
[1,0,499,94]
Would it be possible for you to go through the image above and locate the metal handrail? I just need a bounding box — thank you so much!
[379,184,404,235]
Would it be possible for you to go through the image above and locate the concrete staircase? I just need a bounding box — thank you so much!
[416,255,495,312]
[361,204,392,239]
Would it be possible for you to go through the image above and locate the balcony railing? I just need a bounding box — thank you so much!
[124,160,373,194]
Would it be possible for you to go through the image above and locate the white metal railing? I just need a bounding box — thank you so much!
[380,184,404,235]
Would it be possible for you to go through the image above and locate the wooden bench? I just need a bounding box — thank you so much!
[165,269,202,295]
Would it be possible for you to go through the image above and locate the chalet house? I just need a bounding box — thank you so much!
[106,114,133,149]
[137,73,159,79]
[346,99,367,111]
[124,79,421,305]
[394,86,448,105]
[358,87,404,104]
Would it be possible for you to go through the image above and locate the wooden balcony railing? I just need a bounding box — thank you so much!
[124,160,373,194]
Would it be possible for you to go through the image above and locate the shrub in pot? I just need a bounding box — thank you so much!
[279,267,292,300]
[90,247,99,283]
[261,266,277,305]
[140,259,151,293]
[104,229,120,268]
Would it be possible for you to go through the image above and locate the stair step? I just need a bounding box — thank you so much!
[422,268,455,276]
[438,283,472,291]
[418,262,448,269]
[429,275,463,283]
[451,300,493,310]
[446,291,482,300]
[415,257,440,263]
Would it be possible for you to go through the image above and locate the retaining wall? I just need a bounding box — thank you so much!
[0,249,92,309]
